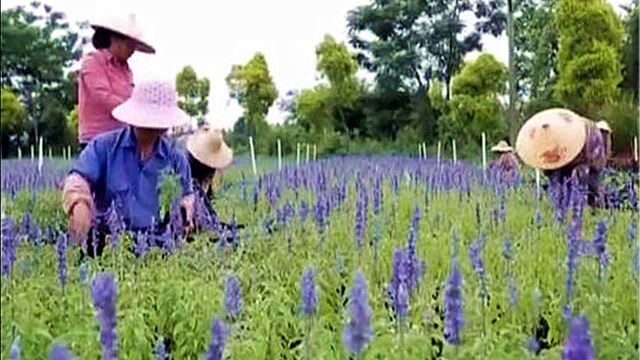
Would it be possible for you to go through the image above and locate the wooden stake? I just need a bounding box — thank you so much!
[277,139,282,171]
[249,136,258,178]
[452,139,457,165]
[481,132,487,169]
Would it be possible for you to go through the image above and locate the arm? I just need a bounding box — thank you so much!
[80,53,128,110]
[174,150,195,228]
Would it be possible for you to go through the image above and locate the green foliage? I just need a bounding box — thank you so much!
[0,4,84,152]
[428,80,446,112]
[66,105,78,148]
[1,86,27,156]
[621,3,639,98]
[451,54,507,97]
[293,86,333,134]
[600,92,639,153]
[176,66,211,124]
[226,53,278,138]
[157,170,182,221]
[554,0,623,118]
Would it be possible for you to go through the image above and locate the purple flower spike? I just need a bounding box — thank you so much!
[224,275,242,320]
[444,259,464,345]
[562,315,595,360]
[50,344,74,360]
[56,231,68,290]
[91,273,118,360]
[205,320,228,360]
[301,268,318,316]
[343,272,373,354]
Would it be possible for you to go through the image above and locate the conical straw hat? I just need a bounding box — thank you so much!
[186,128,233,169]
[596,121,611,133]
[515,108,587,170]
[91,14,155,54]
[491,140,513,153]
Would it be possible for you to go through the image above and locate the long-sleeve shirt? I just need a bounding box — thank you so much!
[78,49,133,143]
[63,127,193,229]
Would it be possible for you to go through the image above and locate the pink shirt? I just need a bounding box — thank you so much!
[78,49,133,143]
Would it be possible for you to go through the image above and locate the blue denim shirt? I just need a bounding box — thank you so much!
[70,127,192,229]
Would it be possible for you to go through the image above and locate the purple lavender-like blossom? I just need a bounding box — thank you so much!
[154,338,166,360]
[387,249,410,319]
[535,208,542,228]
[508,277,517,306]
[354,187,368,249]
[205,320,228,360]
[372,175,382,215]
[252,182,260,208]
[313,194,327,231]
[19,212,40,244]
[405,206,423,292]
[2,217,18,277]
[498,196,506,223]
[444,259,464,345]
[91,273,118,360]
[301,268,317,316]
[56,231,68,290]
[591,220,609,272]
[225,275,242,320]
[343,272,373,354]
[105,201,124,248]
[9,337,20,360]
[299,201,309,222]
[161,227,175,254]
[134,231,149,258]
[527,337,540,354]
[502,238,512,261]
[50,344,74,360]
[562,315,595,360]
[468,234,487,299]
[78,262,88,284]
[628,180,637,212]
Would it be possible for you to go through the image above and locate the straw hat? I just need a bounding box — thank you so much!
[491,140,513,153]
[596,121,612,133]
[112,80,188,129]
[515,108,587,170]
[91,14,155,54]
[186,128,233,169]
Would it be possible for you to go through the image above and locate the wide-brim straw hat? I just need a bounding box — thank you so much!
[91,14,155,54]
[491,140,513,153]
[516,108,588,170]
[186,127,234,169]
[596,120,612,133]
[112,80,188,129]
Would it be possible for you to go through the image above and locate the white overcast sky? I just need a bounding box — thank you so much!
[1,0,631,129]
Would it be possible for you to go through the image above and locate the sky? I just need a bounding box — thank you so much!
[1,0,631,129]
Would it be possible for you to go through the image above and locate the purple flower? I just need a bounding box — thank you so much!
[354,183,368,249]
[78,262,88,284]
[502,238,512,261]
[562,315,595,360]
[372,176,382,215]
[343,272,373,354]
[154,338,166,360]
[56,231,68,290]
[468,234,487,299]
[2,218,19,277]
[508,277,517,307]
[527,337,540,354]
[591,220,609,272]
[161,227,175,254]
[444,259,464,345]
[628,180,637,212]
[301,268,317,316]
[498,196,506,223]
[19,212,40,244]
[535,208,542,228]
[10,337,20,360]
[252,183,260,208]
[299,201,309,222]
[134,231,149,258]
[225,275,242,320]
[387,249,410,319]
[91,273,117,360]
[405,206,423,292]
[106,201,124,248]
[50,344,74,360]
[205,320,228,360]
[566,206,583,303]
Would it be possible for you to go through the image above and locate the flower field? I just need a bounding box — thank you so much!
[1,156,638,359]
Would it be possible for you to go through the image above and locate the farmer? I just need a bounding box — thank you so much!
[77,14,155,150]
[516,108,606,207]
[488,140,519,183]
[63,80,194,256]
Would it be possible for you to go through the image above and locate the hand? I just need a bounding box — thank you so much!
[181,195,195,233]
[69,201,92,244]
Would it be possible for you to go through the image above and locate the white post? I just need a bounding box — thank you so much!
[17,147,22,160]
[38,137,43,173]
[422,142,427,160]
[452,139,457,165]
[313,144,317,161]
[635,136,639,162]
[67,146,72,158]
[535,168,541,199]
[481,132,487,169]
[418,143,422,159]
[277,139,282,171]
[306,144,310,162]
[48,147,52,160]
[249,136,258,178]
[296,143,301,166]
[437,141,441,166]
[30,145,35,161]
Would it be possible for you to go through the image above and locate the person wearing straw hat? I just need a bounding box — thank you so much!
[63,80,194,255]
[77,14,155,149]
[489,140,520,183]
[515,108,606,207]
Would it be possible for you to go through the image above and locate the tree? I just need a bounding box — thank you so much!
[226,53,278,138]
[554,0,623,118]
[1,86,27,156]
[441,54,508,145]
[621,2,638,99]
[1,3,84,147]
[315,35,361,132]
[176,66,211,127]
[293,86,333,134]
[347,0,506,96]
